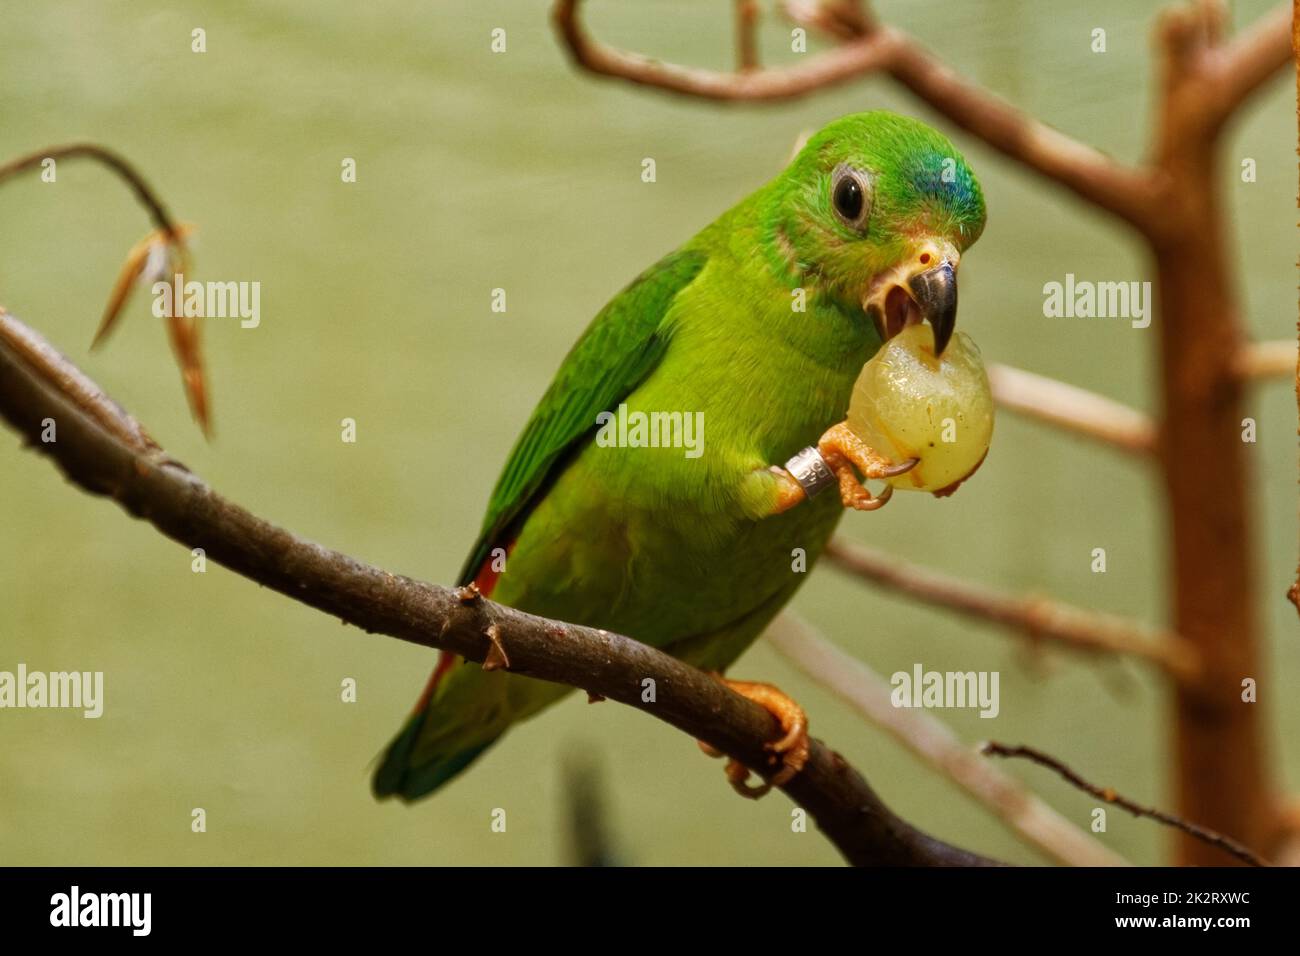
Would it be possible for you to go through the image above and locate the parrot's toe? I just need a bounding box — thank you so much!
[703,675,811,799]
[817,422,916,511]
[837,474,894,511]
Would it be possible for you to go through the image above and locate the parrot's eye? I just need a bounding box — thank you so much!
[831,166,871,231]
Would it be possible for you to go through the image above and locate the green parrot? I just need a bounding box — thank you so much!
[374,110,986,800]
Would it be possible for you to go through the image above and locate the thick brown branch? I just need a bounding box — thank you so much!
[982,743,1269,867]
[1147,0,1277,864]
[767,614,1129,866]
[0,309,1001,868]
[824,538,1199,681]
[1293,2,1300,618]
[988,363,1157,455]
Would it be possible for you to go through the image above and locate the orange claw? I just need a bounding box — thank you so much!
[699,675,811,799]
[817,421,916,511]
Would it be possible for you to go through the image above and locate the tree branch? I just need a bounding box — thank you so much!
[766,614,1130,866]
[823,538,1200,681]
[553,0,1156,227]
[874,28,1155,228]
[0,308,1002,868]
[1201,3,1293,130]
[1231,339,1298,380]
[552,0,895,100]
[1144,0,1280,862]
[554,0,1287,231]
[988,363,1158,455]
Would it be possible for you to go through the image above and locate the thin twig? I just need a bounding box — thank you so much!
[824,538,1199,681]
[982,743,1269,867]
[988,363,1157,455]
[767,613,1130,866]
[0,143,209,434]
[0,143,181,241]
[0,308,1002,868]
[733,0,760,72]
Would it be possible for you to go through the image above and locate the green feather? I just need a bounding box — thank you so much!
[457,249,708,584]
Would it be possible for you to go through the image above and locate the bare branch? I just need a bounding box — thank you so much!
[982,743,1269,867]
[552,0,894,100]
[823,538,1200,681]
[1152,2,1289,179]
[552,0,1156,227]
[1232,339,1298,380]
[988,363,1157,455]
[875,27,1155,228]
[766,614,1130,866]
[1202,3,1292,129]
[0,308,1002,868]
[554,0,1286,231]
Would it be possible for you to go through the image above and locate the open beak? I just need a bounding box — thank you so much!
[865,246,960,356]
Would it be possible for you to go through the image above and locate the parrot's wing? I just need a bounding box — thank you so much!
[457,248,708,585]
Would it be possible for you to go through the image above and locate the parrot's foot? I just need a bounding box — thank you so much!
[817,422,917,511]
[698,675,810,799]
[766,465,809,515]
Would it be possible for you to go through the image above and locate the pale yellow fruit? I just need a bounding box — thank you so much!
[845,324,993,494]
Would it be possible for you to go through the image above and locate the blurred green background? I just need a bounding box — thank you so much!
[0,0,1294,866]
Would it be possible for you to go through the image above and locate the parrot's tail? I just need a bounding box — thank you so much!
[372,653,572,801]
[372,657,507,801]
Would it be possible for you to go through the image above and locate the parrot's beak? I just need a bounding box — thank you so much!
[864,243,961,355]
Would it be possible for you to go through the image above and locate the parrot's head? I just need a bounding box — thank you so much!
[769,110,986,355]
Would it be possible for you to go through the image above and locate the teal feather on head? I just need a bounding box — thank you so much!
[762,110,985,310]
